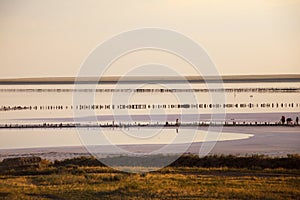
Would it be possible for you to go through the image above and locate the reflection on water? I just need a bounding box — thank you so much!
[0,128,253,149]
[0,82,299,149]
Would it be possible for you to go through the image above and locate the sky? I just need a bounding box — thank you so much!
[0,0,300,78]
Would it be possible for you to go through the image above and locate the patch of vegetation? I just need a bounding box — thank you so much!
[0,155,299,199]
[169,154,300,169]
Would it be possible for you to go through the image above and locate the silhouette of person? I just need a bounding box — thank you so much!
[281,116,286,125]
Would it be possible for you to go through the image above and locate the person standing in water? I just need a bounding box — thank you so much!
[281,116,286,125]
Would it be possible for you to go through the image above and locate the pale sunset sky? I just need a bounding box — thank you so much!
[0,0,300,78]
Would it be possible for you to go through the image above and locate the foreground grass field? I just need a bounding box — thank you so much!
[0,155,299,199]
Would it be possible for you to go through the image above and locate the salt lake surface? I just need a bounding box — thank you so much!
[0,81,299,156]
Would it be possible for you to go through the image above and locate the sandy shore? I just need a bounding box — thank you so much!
[0,126,299,161]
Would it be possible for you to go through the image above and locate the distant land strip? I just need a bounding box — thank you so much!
[0,74,300,84]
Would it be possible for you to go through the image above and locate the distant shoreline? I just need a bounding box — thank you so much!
[0,121,299,129]
[1,74,300,84]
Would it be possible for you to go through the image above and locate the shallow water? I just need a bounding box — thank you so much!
[0,128,253,149]
[0,82,299,149]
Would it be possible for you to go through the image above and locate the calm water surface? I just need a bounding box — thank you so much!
[0,82,299,149]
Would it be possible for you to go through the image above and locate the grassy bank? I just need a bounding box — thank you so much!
[0,155,299,199]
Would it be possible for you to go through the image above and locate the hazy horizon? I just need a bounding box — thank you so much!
[1,0,300,78]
